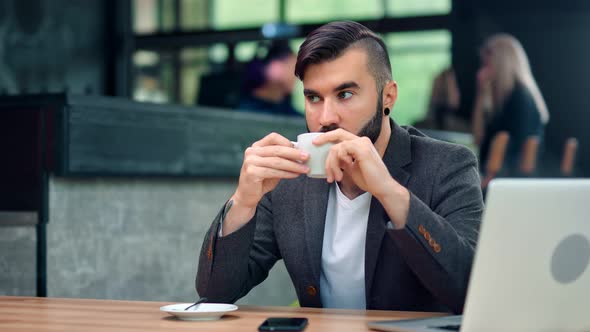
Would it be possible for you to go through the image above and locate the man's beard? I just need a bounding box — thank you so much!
[357,96,383,144]
[313,95,384,144]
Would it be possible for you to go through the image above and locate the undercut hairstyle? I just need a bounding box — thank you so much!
[295,21,393,91]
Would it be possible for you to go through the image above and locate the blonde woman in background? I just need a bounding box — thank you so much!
[473,34,549,173]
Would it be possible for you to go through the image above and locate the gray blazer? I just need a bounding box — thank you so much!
[197,121,483,314]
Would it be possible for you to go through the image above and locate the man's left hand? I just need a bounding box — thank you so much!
[313,129,410,228]
[313,129,392,199]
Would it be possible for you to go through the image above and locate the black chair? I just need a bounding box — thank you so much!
[560,137,578,177]
[518,136,540,177]
[482,131,510,190]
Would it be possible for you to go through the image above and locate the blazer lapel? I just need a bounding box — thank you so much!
[365,120,412,303]
[303,177,331,293]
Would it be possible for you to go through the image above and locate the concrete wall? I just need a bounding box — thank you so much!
[0,227,36,296]
[0,176,297,306]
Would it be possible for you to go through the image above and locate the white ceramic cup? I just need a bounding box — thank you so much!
[292,132,333,178]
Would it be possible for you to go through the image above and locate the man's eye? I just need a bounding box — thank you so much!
[307,95,320,103]
[339,91,353,99]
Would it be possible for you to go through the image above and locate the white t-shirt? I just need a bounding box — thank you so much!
[320,182,372,309]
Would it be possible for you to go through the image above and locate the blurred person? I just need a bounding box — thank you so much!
[416,66,466,131]
[133,66,168,104]
[197,21,483,313]
[472,34,549,174]
[239,40,301,116]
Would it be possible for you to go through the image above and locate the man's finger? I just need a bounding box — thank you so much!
[325,145,348,183]
[246,165,303,180]
[250,145,310,162]
[312,128,358,146]
[337,146,355,166]
[252,132,293,148]
[249,155,310,174]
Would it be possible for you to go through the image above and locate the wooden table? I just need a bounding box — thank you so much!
[0,296,445,331]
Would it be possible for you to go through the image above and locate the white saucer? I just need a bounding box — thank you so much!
[160,303,238,321]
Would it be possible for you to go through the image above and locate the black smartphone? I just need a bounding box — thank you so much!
[258,317,308,331]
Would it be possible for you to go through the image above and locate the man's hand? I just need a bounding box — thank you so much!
[313,129,392,198]
[313,129,410,228]
[223,133,310,235]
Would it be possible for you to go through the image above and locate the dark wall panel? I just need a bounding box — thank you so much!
[0,0,106,95]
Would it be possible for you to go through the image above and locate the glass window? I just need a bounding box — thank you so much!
[133,46,229,106]
[131,1,452,112]
[133,0,157,34]
[180,48,210,105]
[181,0,209,30]
[209,44,229,64]
[212,0,278,30]
[286,0,382,24]
[386,0,451,17]
[289,38,305,115]
[385,30,451,125]
[133,0,176,33]
[132,50,175,104]
[158,0,176,32]
[235,42,259,63]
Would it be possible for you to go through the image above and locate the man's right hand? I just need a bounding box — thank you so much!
[221,132,310,236]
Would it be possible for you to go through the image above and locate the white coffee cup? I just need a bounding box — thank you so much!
[292,132,333,178]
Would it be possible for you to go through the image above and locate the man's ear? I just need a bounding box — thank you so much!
[382,80,398,109]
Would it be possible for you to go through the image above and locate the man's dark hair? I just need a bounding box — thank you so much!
[295,21,392,90]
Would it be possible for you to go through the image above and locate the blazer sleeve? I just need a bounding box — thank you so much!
[387,144,483,313]
[195,193,281,303]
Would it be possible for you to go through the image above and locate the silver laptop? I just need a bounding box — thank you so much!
[369,179,590,331]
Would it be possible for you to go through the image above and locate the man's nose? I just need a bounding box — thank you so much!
[319,99,340,128]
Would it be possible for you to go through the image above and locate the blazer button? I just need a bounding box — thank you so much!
[433,244,441,253]
[428,238,436,247]
[306,286,317,297]
[424,231,431,241]
[418,225,426,234]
